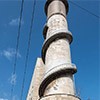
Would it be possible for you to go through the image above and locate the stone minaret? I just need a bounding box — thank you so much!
[27,0,81,100]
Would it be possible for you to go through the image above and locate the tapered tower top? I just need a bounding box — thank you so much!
[45,0,69,18]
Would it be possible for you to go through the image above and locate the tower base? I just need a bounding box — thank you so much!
[39,94,80,100]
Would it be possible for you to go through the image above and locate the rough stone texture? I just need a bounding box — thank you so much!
[46,15,68,39]
[47,0,66,18]
[27,0,80,99]
[40,95,80,100]
[43,38,74,95]
[42,0,75,96]
[45,39,71,73]
[44,75,75,96]
[27,58,44,100]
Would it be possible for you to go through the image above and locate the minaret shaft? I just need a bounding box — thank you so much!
[42,2,75,95]
[27,0,81,100]
[39,0,80,100]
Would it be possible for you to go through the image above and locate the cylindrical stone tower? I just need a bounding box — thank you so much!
[39,0,81,100]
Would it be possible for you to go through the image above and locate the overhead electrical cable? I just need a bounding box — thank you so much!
[10,0,24,99]
[20,0,36,100]
[69,1,100,18]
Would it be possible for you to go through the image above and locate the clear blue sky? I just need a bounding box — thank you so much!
[0,0,99,100]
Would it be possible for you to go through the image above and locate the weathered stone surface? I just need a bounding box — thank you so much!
[40,0,75,97]
[47,0,66,18]
[46,15,68,39]
[44,75,75,96]
[43,38,73,95]
[40,95,80,100]
[45,39,71,74]
[27,58,44,100]
[27,0,80,99]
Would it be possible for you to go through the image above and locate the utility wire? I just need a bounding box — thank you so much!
[20,0,36,100]
[10,0,24,99]
[69,1,100,18]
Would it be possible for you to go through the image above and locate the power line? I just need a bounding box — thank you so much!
[69,1,100,18]
[20,0,36,100]
[10,0,24,99]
